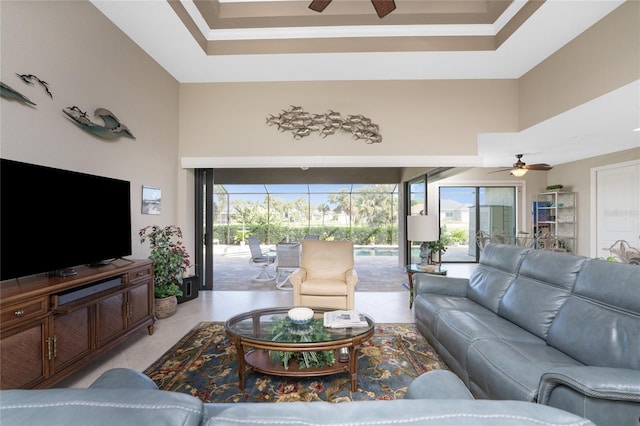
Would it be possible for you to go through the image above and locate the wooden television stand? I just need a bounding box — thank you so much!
[0,259,155,389]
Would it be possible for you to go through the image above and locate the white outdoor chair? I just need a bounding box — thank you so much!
[274,242,301,290]
[248,237,276,281]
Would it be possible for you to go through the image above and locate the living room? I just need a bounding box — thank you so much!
[2,0,638,263]
[1,1,638,425]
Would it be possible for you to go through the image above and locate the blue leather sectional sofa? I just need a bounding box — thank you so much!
[413,243,640,426]
[0,368,595,425]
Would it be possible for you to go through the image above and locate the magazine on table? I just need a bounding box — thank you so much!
[323,310,368,328]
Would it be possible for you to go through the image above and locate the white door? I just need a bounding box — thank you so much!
[592,160,640,258]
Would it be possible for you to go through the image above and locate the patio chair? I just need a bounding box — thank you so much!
[274,242,301,290]
[290,240,358,310]
[248,237,276,281]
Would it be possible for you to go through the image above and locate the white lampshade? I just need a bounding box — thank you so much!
[407,215,439,242]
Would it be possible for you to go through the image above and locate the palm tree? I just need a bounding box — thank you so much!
[318,203,331,226]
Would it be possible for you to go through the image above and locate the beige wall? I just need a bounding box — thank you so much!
[0,1,180,260]
[519,0,640,129]
[179,80,518,159]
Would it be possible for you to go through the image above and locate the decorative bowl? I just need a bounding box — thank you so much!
[288,307,314,324]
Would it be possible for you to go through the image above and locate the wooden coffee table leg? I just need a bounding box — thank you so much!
[235,342,246,390]
[349,346,358,392]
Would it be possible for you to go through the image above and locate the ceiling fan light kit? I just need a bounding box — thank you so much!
[510,168,528,177]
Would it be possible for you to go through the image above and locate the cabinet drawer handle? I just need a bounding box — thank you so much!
[137,272,145,276]
[14,309,25,318]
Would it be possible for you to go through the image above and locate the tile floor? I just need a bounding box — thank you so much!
[57,262,477,389]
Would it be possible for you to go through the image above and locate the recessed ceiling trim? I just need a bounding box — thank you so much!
[171,0,530,54]
[181,0,528,40]
[205,24,500,41]
[205,35,496,55]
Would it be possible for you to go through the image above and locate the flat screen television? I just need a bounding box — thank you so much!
[1,159,132,281]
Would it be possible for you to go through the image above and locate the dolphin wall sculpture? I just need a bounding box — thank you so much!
[63,106,135,140]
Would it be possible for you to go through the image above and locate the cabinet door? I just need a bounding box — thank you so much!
[51,306,92,374]
[0,318,48,389]
[127,282,152,330]
[95,291,126,347]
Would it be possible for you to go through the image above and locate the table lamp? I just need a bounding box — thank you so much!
[407,214,440,265]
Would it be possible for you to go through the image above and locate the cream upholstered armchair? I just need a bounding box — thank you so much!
[290,240,358,310]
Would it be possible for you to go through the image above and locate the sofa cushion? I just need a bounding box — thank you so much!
[413,294,493,341]
[466,340,582,401]
[435,310,545,375]
[206,399,595,426]
[547,259,640,369]
[498,250,586,340]
[0,388,203,426]
[466,244,528,313]
[297,278,348,295]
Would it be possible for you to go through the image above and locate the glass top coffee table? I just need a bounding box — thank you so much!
[225,307,375,392]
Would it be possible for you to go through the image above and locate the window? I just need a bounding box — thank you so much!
[439,186,516,262]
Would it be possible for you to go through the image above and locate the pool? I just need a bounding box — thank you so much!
[354,246,399,257]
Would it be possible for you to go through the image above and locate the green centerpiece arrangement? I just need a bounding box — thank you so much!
[268,314,335,369]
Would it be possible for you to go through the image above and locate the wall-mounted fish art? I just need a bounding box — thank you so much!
[16,74,53,98]
[266,106,382,144]
[0,82,37,106]
[63,106,135,140]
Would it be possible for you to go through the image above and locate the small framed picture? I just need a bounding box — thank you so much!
[142,186,161,215]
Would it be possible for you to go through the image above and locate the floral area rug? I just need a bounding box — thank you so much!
[144,322,447,403]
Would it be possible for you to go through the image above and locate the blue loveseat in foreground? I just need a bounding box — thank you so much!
[414,243,640,426]
[0,368,595,425]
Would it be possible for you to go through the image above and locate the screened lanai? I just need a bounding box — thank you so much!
[212,183,399,247]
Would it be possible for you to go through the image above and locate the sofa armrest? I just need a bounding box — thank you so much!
[414,274,469,297]
[289,268,307,286]
[538,366,640,426]
[345,268,358,287]
[89,368,159,390]
[406,371,474,400]
[539,366,640,403]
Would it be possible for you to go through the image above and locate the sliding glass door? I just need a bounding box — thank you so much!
[439,186,516,262]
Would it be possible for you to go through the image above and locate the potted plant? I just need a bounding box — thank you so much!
[426,239,448,265]
[139,225,191,319]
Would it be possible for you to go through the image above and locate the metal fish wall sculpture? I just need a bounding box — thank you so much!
[63,106,136,140]
[16,74,53,98]
[267,106,382,144]
[0,73,53,106]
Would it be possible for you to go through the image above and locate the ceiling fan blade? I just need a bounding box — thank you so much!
[489,168,513,174]
[525,163,553,171]
[371,0,396,18]
[308,0,332,13]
